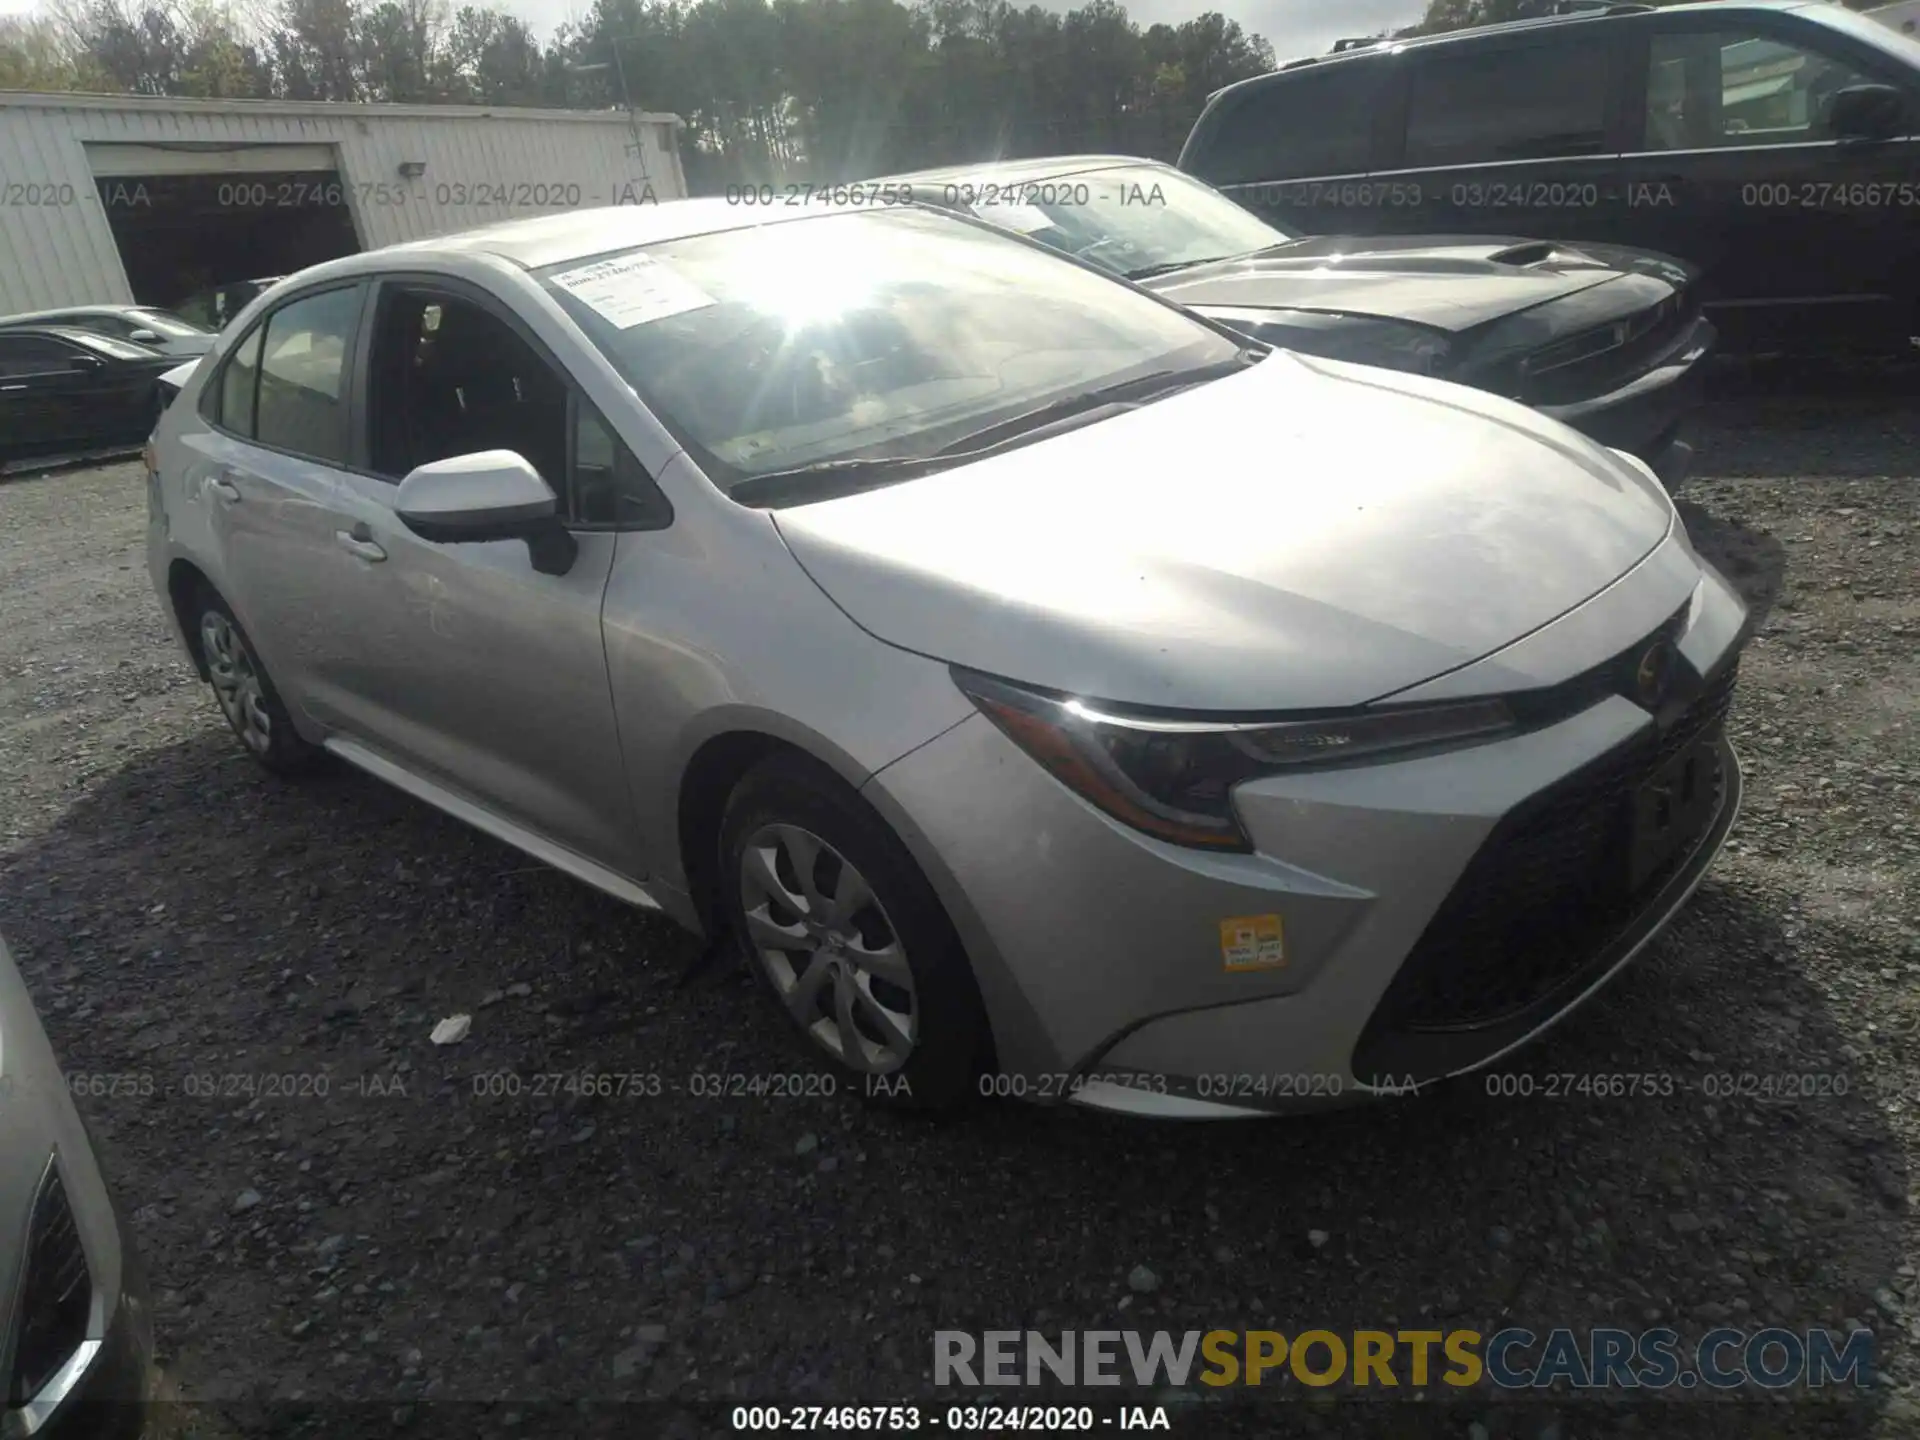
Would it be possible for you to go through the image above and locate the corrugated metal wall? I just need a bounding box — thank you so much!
[0,95,687,313]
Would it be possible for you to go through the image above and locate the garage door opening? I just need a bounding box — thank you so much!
[86,144,362,324]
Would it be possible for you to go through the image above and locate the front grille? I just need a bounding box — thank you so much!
[1518,291,1697,406]
[8,1161,93,1406]
[1368,663,1737,1036]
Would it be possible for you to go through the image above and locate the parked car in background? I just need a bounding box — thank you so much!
[0,934,153,1437]
[1179,0,1920,358]
[174,277,287,333]
[882,155,1714,486]
[0,305,211,359]
[0,327,179,467]
[148,199,1748,1118]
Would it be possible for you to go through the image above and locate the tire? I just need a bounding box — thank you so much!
[719,754,991,1113]
[190,587,322,776]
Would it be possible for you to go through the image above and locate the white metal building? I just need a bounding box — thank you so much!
[0,91,688,316]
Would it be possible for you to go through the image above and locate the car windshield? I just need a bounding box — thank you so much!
[538,206,1244,488]
[127,308,208,337]
[948,165,1296,279]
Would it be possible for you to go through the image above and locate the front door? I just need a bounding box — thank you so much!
[313,280,642,879]
[1615,12,1920,353]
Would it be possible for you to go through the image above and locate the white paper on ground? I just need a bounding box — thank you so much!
[549,253,717,330]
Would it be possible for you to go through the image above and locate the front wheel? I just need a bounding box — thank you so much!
[719,755,991,1112]
[191,588,322,775]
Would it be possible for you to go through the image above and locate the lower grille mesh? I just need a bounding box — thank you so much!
[1372,665,1737,1033]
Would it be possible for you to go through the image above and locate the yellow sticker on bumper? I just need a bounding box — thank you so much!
[1220,914,1286,972]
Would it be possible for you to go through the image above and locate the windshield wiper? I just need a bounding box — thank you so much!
[728,352,1262,509]
[927,353,1262,456]
[728,453,961,508]
[1123,242,1304,282]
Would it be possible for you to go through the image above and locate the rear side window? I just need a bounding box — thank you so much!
[1189,67,1383,184]
[1404,40,1613,166]
[253,288,359,463]
[215,326,265,435]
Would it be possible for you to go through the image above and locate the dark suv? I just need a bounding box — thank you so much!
[1179,1,1920,357]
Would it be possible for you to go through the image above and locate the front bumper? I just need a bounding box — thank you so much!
[861,546,1747,1119]
[1536,317,1716,488]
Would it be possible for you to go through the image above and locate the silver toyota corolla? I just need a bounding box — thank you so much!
[145,198,1747,1118]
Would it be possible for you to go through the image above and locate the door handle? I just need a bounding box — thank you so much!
[0,383,26,392]
[207,476,241,502]
[335,528,387,563]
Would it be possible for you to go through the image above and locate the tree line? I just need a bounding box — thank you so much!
[1,0,1890,190]
[0,0,1275,185]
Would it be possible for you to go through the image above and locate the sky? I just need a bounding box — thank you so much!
[0,0,1432,63]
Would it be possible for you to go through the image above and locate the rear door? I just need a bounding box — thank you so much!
[0,336,84,457]
[1374,22,1634,246]
[191,282,371,722]
[1616,9,1920,353]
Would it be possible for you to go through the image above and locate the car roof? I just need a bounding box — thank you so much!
[878,155,1168,188]
[0,304,146,324]
[0,324,121,347]
[1213,0,1820,99]
[293,197,870,281]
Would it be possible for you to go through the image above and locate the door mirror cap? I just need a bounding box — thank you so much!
[1828,83,1906,142]
[127,329,161,344]
[394,450,578,575]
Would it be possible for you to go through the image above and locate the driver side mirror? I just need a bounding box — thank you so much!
[128,328,162,344]
[1829,83,1907,142]
[394,450,578,576]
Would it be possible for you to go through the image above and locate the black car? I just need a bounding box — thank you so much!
[881,156,1713,485]
[0,327,177,469]
[1177,0,1920,359]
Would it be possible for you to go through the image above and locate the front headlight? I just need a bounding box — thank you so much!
[1207,309,1453,375]
[954,669,1515,851]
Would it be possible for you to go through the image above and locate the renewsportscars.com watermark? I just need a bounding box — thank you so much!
[935,1328,1874,1391]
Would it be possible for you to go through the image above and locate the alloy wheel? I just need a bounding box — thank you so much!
[737,822,917,1073]
[199,609,273,756]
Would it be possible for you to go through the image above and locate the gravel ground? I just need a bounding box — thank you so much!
[0,375,1915,1440]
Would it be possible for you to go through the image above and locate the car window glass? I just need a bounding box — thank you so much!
[217,325,265,435]
[1645,30,1883,148]
[573,399,670,527]
[367,290,569,496]
[1190,67,1382,184]
[1405,40,1612,166]
[254,288,356,461]
[0,337,82,376]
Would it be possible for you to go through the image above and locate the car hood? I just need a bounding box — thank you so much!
[770,352,1676,712]
[1143,235,1694,335]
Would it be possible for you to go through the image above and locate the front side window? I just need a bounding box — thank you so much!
[1645,29,1884,148]
[539,206,1243,491]
[1405,40,1612,166]
[1189,68,1383,184]
[254,287,358,462]
[366,289,569,490]
[958,165,1294,280]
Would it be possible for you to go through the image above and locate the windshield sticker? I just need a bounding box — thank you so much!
[549,254,716,329]
[972,201,1054,234]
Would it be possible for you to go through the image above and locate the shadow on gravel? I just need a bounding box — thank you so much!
[1677,496,1789,636]
[0,719,1908,1438]
[1694,359,1920,482]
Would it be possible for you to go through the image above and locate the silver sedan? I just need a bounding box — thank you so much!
[145,197,1747,1118]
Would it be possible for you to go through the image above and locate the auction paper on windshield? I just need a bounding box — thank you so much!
[550,254,717,329]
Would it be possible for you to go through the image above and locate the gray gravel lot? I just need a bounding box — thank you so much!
[0,375,1915,1439]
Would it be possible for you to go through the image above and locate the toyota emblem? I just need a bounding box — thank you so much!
[1635,639,1678,709]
